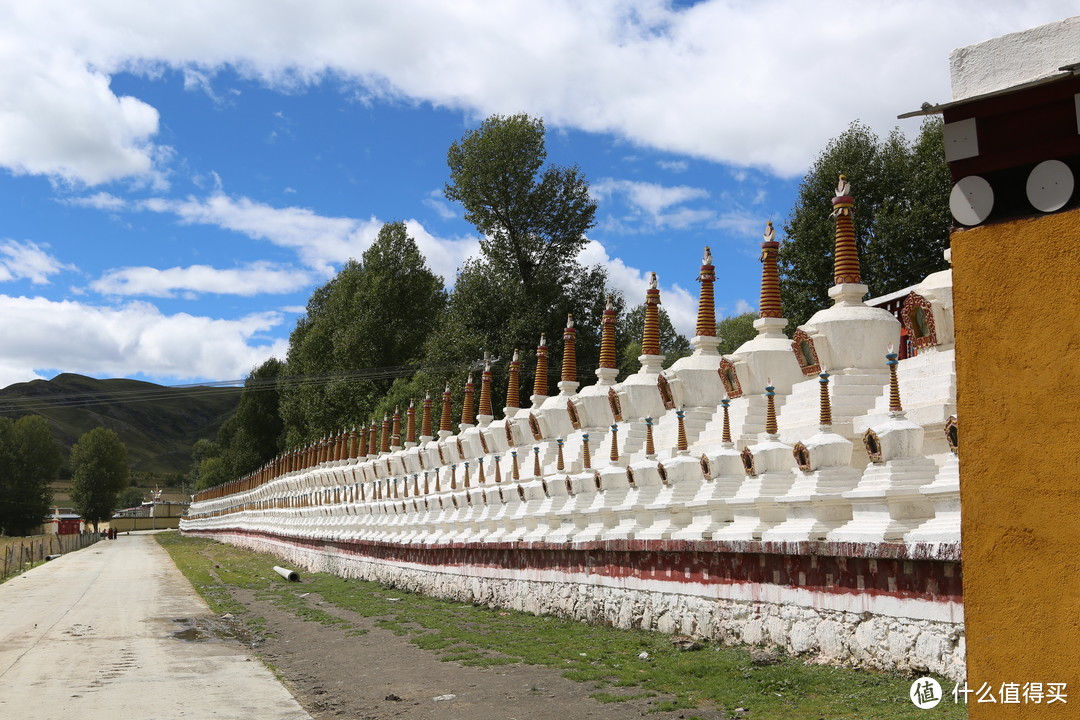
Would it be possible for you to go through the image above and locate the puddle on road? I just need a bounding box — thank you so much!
[168,616,258,645]
[172,627,207,642]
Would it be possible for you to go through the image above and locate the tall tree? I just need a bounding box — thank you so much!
[279,222,447,447]
[70,427,129,532]
[445,113,596,295]
[779,118,951,329]
[217,357,285,479]
[0,416,63,536]
[414,112,617,409]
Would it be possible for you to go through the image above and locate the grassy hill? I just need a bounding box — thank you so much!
[0,374,241,479]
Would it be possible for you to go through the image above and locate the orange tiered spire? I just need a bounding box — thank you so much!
[421,391,433,439]
[642,272,662,356]
[644,416,656,458]
[819,371,832,428]
[380,415,391,454]
[505,349,521,414]
[559,314,578,392]
[391,408,402,449]
[609,423,619,463]
[406,400,417,445]
[367,419,378,456]
[721,395,733,446]
[759,222,783,318]
[439,383,453,435]
[765,382,778,437]
[887,346,903,415]
[831,174,862,285]
[695,247,716,336]
[581,433,592,470]
[348,427,359,459]
[460,373,476,428]
[599,295,617,369]
[478,354,493,420]
[532,334,549,400]
[676,408,688,454]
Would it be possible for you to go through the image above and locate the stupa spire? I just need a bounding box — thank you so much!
[438,383,453,436]
[765,382,778,438]
[887,345,903,415]
[405,400,417,446]
[831,174,862,286]
[531,334,549,402]
[478,353,493,422]
[759,222,782,318]
[460,372,476,429]
[696,246,717,336]
[642,272,662,357]
[721,395,733,446]
[420,391,433,440]
[597,295,618,382]
[379,414,391,454]
[819,370,832,428]
[559,314,579,395]
[367,419,378,457]
[676,408,688,454]
[391,408,402,450]
[505,349,521,415]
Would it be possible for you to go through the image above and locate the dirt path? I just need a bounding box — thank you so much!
[222,584,728,720]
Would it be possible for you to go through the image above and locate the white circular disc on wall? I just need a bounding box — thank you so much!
[950,175,994,226]
[1026,159,1074,212]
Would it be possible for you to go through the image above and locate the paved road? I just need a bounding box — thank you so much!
[0,532,311,720]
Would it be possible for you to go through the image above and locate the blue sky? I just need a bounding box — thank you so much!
[0,1,1072,388]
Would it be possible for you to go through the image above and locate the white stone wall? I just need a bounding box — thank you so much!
[197,529,965,681]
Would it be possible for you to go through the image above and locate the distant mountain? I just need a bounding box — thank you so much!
[0,373,241,478]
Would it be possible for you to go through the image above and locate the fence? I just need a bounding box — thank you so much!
[0,532,101,581]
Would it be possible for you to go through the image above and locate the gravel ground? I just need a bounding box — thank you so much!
[208,584,730,720]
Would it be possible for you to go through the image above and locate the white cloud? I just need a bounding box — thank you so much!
[422,189,457,221]
[64,191,127,210]
[0,294,287,386]
[734,299,754,315]
[92,262,313,297]
[0,240,74,284]
[66,189,482,292]
[138,193,479,285]
[593,178,712,229]
[2,1,1073,184]
[657,160,688,173]
[142,194,374,274]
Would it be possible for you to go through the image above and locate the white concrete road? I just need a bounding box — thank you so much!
[0,532,311,720]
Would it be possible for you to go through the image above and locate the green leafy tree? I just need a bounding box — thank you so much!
[69,427,130,532]
[217,358,285,480]
[406,112,616,414]
[117,486,145,510]
[718,312,759,355]
[0,416,63,536]
[445,113,596,294]
[279,221,447,447]
[779,118,951,329]
[619,305,691,377]
[195,456,230,491]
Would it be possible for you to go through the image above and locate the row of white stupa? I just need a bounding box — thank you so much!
[185,235,959,549]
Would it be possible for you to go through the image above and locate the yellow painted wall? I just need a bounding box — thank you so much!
[952,209,1080,717]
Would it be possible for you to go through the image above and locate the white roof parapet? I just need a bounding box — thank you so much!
[949,16,1080,101]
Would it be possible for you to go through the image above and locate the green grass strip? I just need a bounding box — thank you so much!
[156,532,966,720]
